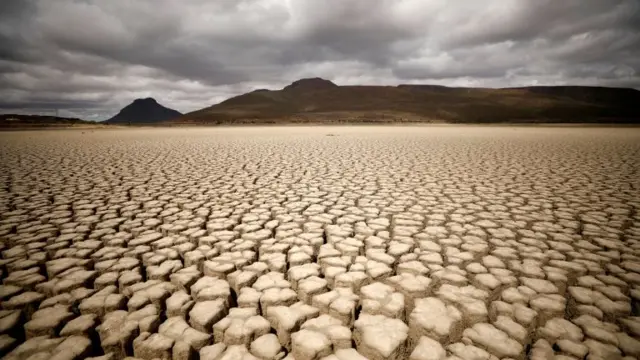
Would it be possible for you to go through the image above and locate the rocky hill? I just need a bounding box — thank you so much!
[104,98,182,124]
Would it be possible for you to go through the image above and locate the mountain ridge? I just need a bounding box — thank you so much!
[0,113,100,129]
[173,78,640,124]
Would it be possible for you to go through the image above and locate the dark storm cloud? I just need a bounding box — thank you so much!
[1,0,639,120]
[0,0,39,62]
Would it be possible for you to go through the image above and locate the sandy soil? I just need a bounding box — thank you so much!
[0,126,639,360]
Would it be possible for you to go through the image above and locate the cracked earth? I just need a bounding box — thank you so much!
[1,126,639,360]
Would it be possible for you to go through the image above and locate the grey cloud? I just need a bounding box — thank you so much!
[439,0,639,48]
[34,1,246,85]
[0,98,107,110]
[0,0,39,62]
[0,0,639,120]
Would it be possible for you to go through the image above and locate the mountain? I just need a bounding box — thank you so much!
[174,78,640,124]
[0,114,98,129]
[283,77,339,92]
[104,98,182,124]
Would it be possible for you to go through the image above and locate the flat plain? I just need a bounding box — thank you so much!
[1,126,639,360]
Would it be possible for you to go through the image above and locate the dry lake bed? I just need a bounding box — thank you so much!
[1,126,640,360]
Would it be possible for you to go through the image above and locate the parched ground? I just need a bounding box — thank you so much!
[0,126,639,360]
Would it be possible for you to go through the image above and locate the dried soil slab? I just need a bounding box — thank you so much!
[297,276,328,303]
[3,335,91,360]
[353,314,408,360]
[59,313,99,336]
[213,307,271,346]
[312,287,359,327]
[24,304,75,338]
[166,290,195,318]
[250,333,285,360]
[159,316,212,351]
[133,332,174,360]
[98,311,144,358]
[170,265,201,291]
[190,276,231,302]
[79,286,127,317]
[446,342,499,360]
[384,273,432,312]
[409,297,462,344]
[299,314,352,352]
[266,302,320,351]
[3,268,46,291]
[125,280,177,311]
[408,336,446,360]
[436,284,489,325]
[0,285,23,301]
[461,323,523,359]
[189,299,229,333]
[200,343,260,360]
[0,334,17,357]
[0,310,22,336]
[359,282,405,320]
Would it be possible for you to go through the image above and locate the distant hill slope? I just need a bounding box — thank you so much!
[104,98,182,124]
[174,78,640,124]
[0,114,97,129]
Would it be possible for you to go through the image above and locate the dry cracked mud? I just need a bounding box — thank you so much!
[1,126,639,360]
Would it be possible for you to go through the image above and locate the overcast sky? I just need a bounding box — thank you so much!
[1,0,639,121]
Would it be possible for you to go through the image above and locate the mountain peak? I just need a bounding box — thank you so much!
[283,77,337,92]
[133,97,158,104]
[104,98,181,124]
